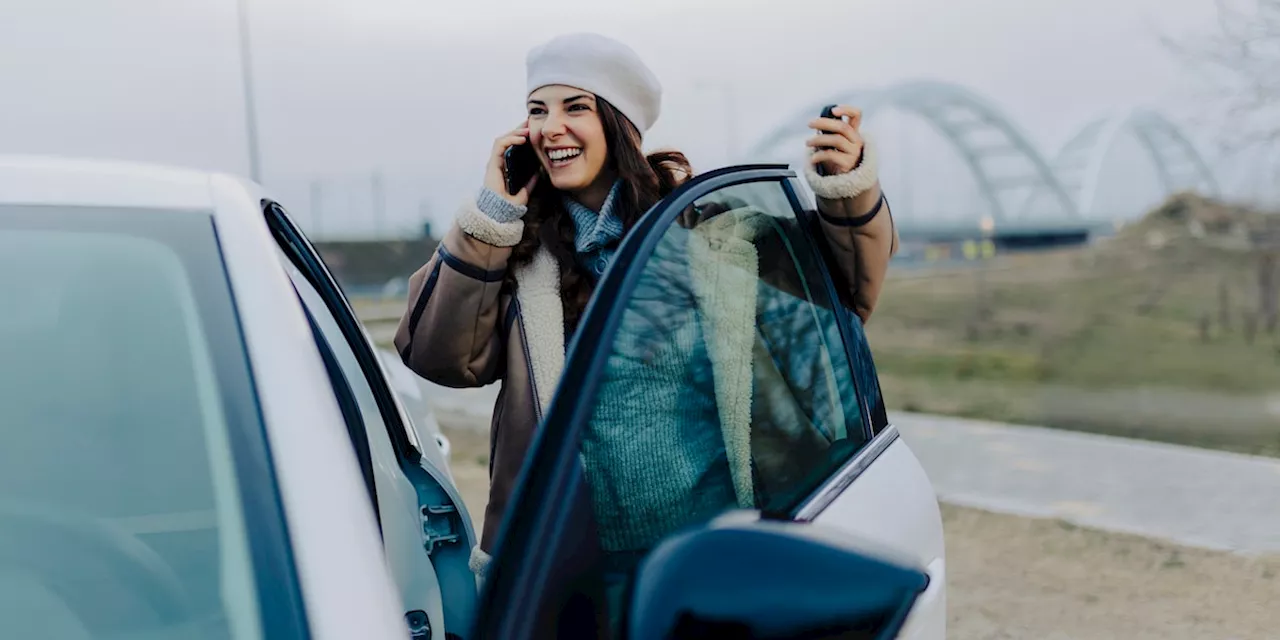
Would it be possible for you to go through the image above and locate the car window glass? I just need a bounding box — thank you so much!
[846,312,889,434]
[0,208,271,640]
[578,179,869,562]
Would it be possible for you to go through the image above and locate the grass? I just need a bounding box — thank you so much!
[872,252,1280,394]
[870,194,1280,455]
[879,373,1280,457]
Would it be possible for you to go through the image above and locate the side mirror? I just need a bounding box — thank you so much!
[627,519,927,639]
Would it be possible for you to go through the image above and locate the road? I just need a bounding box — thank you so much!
[409,375,1280,555]
[895,413,1280,555]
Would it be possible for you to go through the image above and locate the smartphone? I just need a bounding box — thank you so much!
[815,104,840,177]
[503,142,540,196]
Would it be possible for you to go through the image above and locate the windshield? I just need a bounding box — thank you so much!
[0,205,289,639]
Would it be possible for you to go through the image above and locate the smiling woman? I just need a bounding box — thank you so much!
[395,34,697,564]
[394,31,896,594]
[527,89,610,196]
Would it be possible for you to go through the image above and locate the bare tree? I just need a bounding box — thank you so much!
[1244,309,1260,343]
[1170,3,1280,332]
[1261,251,1279,331]
[1248,219,1280,332]
[1165,0,1280,152]
[1219,277,1233,331]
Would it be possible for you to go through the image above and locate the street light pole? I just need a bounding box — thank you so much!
[236,0,263,184]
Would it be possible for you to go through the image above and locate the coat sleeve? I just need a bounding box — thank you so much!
[803,136,899,323]
[394,198,525,388]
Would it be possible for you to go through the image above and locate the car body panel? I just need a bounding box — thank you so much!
[0,154,404,640]
[378,347,454,474]
[208,173,406,640]
[0,155,466,638]
[810,432,947,639]
[0,154,215,210]
[282,255,457,637]
[269,201,479,638]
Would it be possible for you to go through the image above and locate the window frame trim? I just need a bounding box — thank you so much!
[204,215,313,640]
[845,310,891,435]
[782,177,878,442]
[263,201,424,467]
[292,287,383,530]
[791,424,901,521]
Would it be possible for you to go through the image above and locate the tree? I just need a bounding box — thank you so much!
[1165,0,1280,152]
[1168,2,1280,330]
[1260,247,1279,332]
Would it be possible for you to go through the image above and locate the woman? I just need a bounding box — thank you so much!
[394,32,897,576]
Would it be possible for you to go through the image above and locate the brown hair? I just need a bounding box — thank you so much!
[507,97,693,334]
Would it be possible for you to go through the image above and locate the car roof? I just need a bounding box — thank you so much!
[0,154,245,212]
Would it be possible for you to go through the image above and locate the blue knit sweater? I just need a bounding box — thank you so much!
[475,185,738,552]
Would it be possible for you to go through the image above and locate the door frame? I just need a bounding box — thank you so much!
[783,177,879,440]
[264,201,424,466]
[265,200,483,638]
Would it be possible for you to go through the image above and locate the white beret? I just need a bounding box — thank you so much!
[526,33,662,134]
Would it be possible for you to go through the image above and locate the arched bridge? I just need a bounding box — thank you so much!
[1024,109,1221,219]
[745,80,1219,246]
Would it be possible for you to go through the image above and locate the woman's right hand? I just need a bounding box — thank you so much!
[484,123,539,208]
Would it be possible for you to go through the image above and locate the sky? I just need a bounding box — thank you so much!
[0,0,1257,238]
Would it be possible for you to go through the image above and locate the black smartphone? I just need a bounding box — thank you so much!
[503,142,540,196]
[816,104,840,177]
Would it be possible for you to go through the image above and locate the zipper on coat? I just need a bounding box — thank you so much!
[514,297,543,423]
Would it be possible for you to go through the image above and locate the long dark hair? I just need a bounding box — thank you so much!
[507,97,693,334]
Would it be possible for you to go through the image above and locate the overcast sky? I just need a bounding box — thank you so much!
[0,0,1257,237]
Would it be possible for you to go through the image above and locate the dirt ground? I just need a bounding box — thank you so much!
[941,506,1280,639]
[437,417,1280,639]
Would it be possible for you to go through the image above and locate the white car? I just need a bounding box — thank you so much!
[0,156,945,639]
[378,348,452,465]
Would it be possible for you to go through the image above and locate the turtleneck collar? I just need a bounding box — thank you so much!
[566,179,625,257]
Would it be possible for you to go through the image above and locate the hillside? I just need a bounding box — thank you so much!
[868,193,1280,454]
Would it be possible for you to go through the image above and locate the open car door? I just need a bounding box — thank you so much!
[475,165,945,639]
[264,201,480,640]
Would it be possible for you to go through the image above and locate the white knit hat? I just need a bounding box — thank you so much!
[526,33,662,134]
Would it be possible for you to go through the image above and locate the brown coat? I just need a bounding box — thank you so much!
[394,153,898,572]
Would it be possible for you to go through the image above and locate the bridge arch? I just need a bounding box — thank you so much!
[746,80,1080,226]
[1028,109,1221,218]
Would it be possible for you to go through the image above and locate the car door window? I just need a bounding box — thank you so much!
[478,167,886,638]
[580,178,869,543]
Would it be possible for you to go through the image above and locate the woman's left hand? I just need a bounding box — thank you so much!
[805,105,865,176]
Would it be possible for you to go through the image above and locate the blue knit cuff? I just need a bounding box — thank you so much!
[476,187,527,224]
